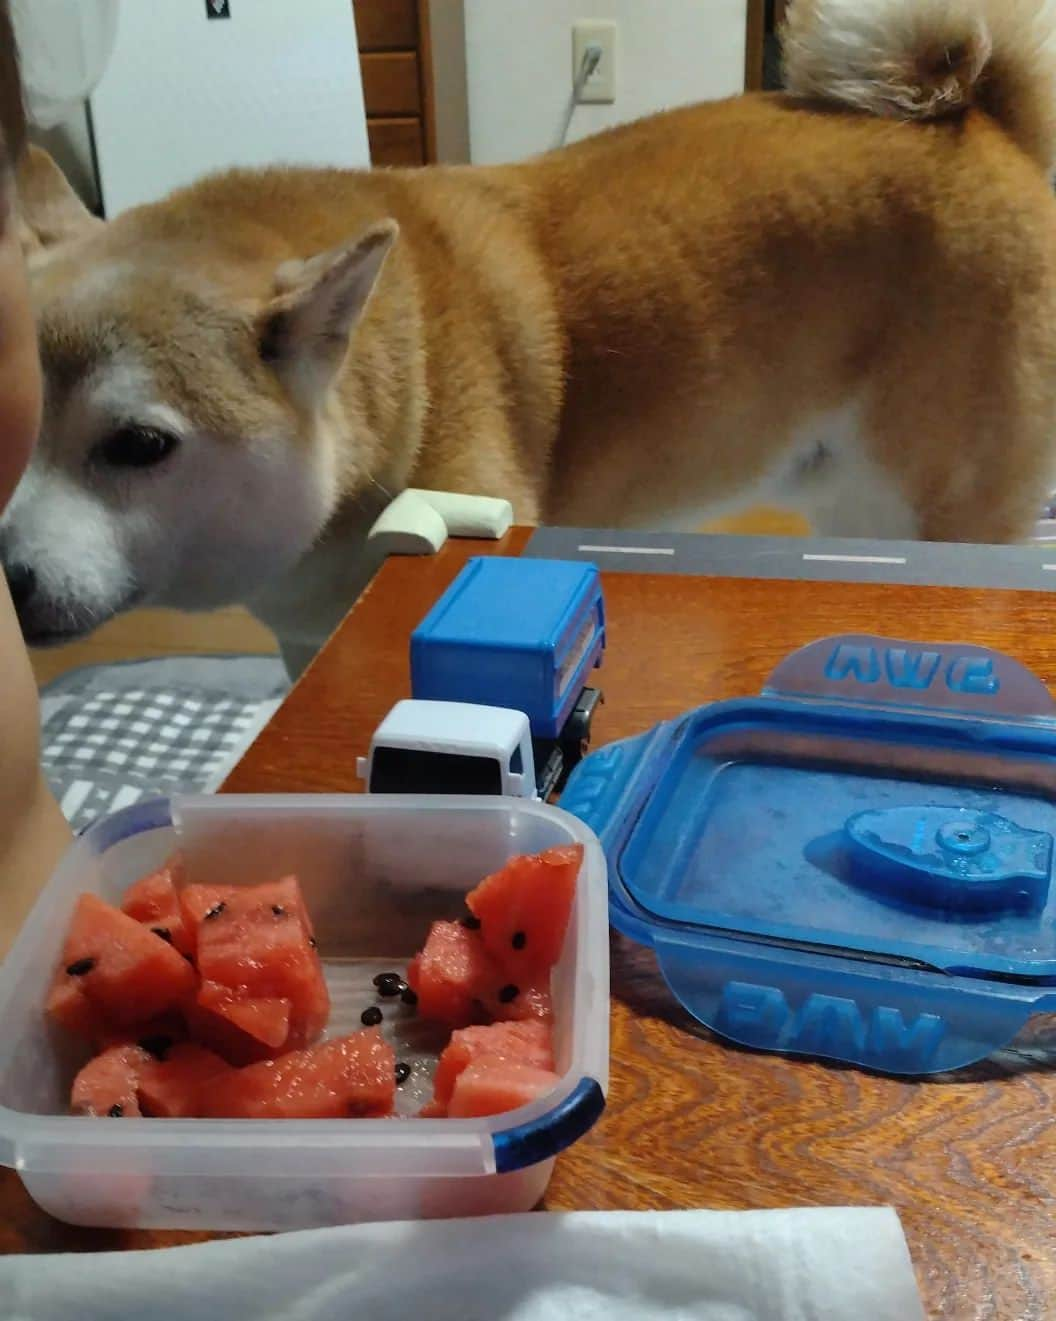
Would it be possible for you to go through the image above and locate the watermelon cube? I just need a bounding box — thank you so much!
[180,876,314,935]
[186,876,329,1056]
[466,844,581,978]
[179,883,239,930]
[200,1030,396,1120]
[71,1043,150,1117]
[197,980,292,1049]
[121,860,195,956]
[137,1043,231,1118]
[446,1057,561,1118]
[479,974,553,1025]
[182,1001,279,1068]
[95,1012,189,1056]
[55,894,197,1028]
[46,974,107,1043]
[406,920,501,1028]
[432,1020,554,1110]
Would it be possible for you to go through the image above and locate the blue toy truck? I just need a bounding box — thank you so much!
[406,556,606,798]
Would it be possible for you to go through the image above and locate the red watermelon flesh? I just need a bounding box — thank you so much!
[179,883,238,929]
[71,1043,149,1117]
[249,877,317,936]
[95,1012,188,1056]
[466,844,581,978]
[479,974,553,1025]
[197,980,292,1049]
[46,974,106,1043]
[182,1001,279,1068]
[407,921,501,1028]
[194,883,329,1049]
[433,1020,554,1109]
[121,862,195,957]
[137,1043,231,1118]
[57,894,197,1027]
[200,1030,396,1119]
[446,1057,561,1119]
[180,876,314,933]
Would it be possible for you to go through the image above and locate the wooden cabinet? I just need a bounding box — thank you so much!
[354,0,436,166]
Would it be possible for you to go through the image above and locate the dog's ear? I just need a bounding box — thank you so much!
[257,220,398,408]
[16,145,104,254]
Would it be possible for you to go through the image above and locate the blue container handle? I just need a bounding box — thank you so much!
[765,634,1056,721]
[652,930,1056,1075]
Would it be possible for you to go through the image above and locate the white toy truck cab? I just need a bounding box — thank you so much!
[356,699,537,798]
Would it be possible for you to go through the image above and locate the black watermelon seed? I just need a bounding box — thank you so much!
[511,931,527,951]
[361,1005,383,1027]
[204,902,226,920]
[497,984,520,1004]
[151,927,173,944]
[271,904,286,917]
[138,1035,174,1061]
[107,1103,124,1117]
[65,957,95,977]
[460,913,481,930]
[372,972,394,989]
[376,973,404,998]
[400,987,418,1007]
[395,1061,411,1086]
[308,936,318,949]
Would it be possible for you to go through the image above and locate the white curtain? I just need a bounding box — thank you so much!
[11,0,119,129]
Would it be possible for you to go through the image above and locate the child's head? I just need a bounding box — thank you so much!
[0,0,41,514]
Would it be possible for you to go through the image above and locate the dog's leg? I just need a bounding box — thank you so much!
[277,639,318,683]
[777,403,920,541]
[794,454,919,541]
[856,336,1056,546]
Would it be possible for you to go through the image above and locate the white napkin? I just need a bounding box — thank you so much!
[3,1207,924,1321]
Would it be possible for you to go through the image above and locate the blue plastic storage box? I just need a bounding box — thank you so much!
[561,633,1056,1075]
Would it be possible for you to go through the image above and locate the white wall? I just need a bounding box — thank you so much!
[90,0,368,215]
[463,0,747,164]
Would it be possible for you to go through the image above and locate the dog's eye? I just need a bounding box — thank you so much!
[95,426,180,469]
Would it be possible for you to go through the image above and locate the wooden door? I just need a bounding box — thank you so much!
[354,0,437,166]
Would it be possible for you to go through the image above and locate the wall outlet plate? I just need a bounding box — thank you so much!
[572,20,617,104]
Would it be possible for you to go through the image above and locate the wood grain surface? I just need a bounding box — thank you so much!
[7,529,1056,1320]
[360,50,421,117]
[367,116,425,167]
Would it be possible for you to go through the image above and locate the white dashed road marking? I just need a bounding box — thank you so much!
[578,544,676,556]
[802,553,908,566]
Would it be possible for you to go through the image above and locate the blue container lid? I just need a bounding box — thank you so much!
[561,635,1056,1075]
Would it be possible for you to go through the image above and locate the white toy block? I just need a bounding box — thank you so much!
[414,491,514,540]
[366,489,514,556]
[366,490,447,556]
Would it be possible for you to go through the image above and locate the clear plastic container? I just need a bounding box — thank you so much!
[0,795,609,1231]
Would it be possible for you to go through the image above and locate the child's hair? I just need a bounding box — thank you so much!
[0,0,26,164]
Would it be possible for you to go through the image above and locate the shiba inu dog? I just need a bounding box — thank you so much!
[5,0,1056,675]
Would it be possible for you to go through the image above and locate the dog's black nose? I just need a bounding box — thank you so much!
[5,562,36,610]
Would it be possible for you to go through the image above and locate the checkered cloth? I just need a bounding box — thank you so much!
[41,655,288,832]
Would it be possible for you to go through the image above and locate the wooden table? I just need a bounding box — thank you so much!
[6,528,1056,1319]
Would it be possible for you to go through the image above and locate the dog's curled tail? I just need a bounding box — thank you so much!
[782,0,1056,172]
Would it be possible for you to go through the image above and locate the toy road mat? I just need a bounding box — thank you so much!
[523,529,1056,592]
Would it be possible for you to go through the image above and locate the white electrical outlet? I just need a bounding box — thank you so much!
[572,20,617,104]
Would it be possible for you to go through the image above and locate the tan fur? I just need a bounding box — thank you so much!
[10,0,1056,666]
